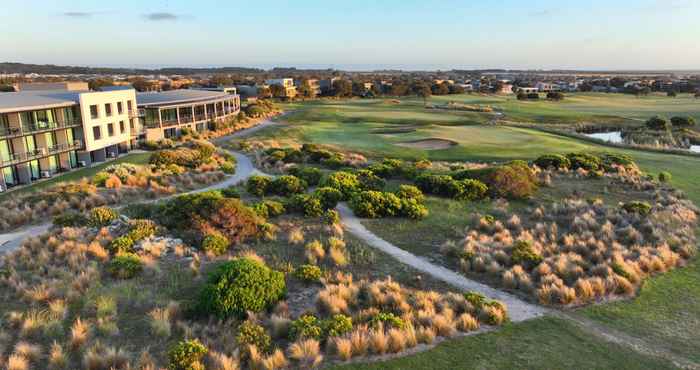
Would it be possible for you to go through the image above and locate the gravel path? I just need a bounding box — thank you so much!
[337,203,548,322]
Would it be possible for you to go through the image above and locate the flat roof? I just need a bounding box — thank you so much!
[0,90,83,114]
[136,89,235,107]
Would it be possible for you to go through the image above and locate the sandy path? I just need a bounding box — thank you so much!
[337,203,548,322]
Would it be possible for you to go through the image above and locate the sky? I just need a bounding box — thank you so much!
[1,0,699,71]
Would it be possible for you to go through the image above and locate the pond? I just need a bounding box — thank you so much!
[583,131,700,153]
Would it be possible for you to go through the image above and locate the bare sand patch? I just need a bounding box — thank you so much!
[397,138,458,150]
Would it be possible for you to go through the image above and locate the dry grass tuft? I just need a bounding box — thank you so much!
[288,339,323,368]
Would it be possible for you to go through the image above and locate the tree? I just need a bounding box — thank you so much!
[210,74,233,87]
[413,82,431,106]
[258,86,272,99]
[579,83,593,92]
[332,79,352,97]
[0,84,15,92]
[88,78,114,91]
[670,116,696,127]
[431,82,449,95]
[667,91,678,98]
[448,84,465,94]
[297,80,315,98]
[351,81,367,97]
[269,84,286,98]
[389,82,409,96]
[645,116,670,131]
[695,91,700,99]
[131,78,158,92]
[547,92,565,101]
[610,77,627,88]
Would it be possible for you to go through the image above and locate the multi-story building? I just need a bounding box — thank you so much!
[137,89,240,141]
[265,78,297,98]
[0,88,137,190]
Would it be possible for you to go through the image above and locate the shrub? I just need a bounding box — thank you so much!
[107,253,143,279]
[201,233,230,255]
[314,187,343,210]
[622,201,652,216]
[221,186,241,198]
[323,314,353,337]
[350,191,402,218]
[534,154,570,169]
[396,184,424,202]
[220,161,236,174]
[601,153,634,169]
[253,200,286,218]
[370,312,405,329]
[53,212,88,227]
[294,264,322,282]
[127,219,158,241]
[190,140,215,161]
[237,321,272,353]
[198,258,286,318]
[246,176,272,197]
[323,171,360,199]
[92,171,111,186]
[566,153,602,171]
[510,240,543,267]
[459,179,488,200]
[323,209,340,225]
[547,92,565,101]
[288,194,324,217]
[88,207,118,227]
[462,162,537,199]
[658,171,672,183]
[289,314,323,340]
[464,292,487,308]
[357,170,386,191]
[168,339,208,370]
[415,174,452,195]
[109,236,135,254]
[199,198,263,246]
[400,198,429,219]
[288,167,323,186]
[150,148,200,168]
[270,175,307,196]
[645,116,670,131]
[670,116,696,127]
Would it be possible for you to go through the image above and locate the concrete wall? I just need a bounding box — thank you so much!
[79,89,137,152]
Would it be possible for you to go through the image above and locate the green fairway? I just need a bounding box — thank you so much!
[0,152,151,201]
[330,317,675,370]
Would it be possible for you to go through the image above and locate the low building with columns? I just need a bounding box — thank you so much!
[136,89,240,141]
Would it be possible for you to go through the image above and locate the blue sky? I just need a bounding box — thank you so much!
[1,0,699,70]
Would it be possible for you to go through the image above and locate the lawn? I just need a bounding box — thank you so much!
[0,152,151,201]
[331,316,676,370]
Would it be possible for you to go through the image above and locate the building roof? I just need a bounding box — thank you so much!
[0,90,83,114]
[136,89,234,107]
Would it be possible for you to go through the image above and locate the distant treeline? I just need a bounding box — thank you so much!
[0,62,265,76]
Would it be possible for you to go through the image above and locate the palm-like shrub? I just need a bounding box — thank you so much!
[88,207,118,227]
[168,339,208,370]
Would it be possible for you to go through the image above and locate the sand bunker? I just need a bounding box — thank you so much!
[397,138,458,150]
[372,127,418,135]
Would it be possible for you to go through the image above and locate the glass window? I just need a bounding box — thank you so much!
[93,126,101,140]
[47,155,58,172]
[90,105,99,119]
[117,102,123,114]
[45,132,56,149]
[25,135,36,152]
[119,121,125,134]
[2,167,16,186]
[64,106,81,123]
[66,128,74,144]
[0,140,12,162]
[105,104,112,116]
[29,160,40,180]
[69,151,78,168]
[0,114,8,129]
[107,123,114,136]
[20,112,34,127]
[127,100,133,111]
[145,109,160,126]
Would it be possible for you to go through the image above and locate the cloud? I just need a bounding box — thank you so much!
[63,11,93,18]
[144,12,180,21]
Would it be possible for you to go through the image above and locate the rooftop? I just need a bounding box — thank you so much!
[136,89,234,107]
[0,90,83,114]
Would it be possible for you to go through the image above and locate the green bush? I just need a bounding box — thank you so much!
[645,116,670,131]
[109,236,135,254]
[622,201,652,216]
[415,174,453,195]
[458,162,537,199]
[350,191,402,218]
[289,314,323,340]
[92,171,111,186]
[510,240,543,267]
[670,116,696,127]
[287,194,324,217]
[107,253,143,279]
[357,170,386,191]
[459,179,488,200]
[323,209,341,225]
[566,153,602,171]
[252,200,286,218]
[221,186,241,198]
[190,140,215,161]
[395,184,425,203]
[288,166,323,186]
[88,207,118,227]
[534,154,571,169]
[370,312,405,329]
[415,174,487,200]
[314,187,343,210]
[53,212,88,227]
[270,175,307,196]
[168,339,208,370]
[400,198,429,219]
[246,176,272,197]
[201,233,230,255]
[150,148,201,168]
[198,258,286,318]
[126,219,158,241]
[323,171,360,200]
[464,292,487,308]
[323,314,353,337]
[237,321,271,353]
[658,171,672,183]
[294,264,322,282]
[220,161,236,174]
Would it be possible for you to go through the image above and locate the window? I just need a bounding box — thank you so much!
[93,126,101,140]
[117,102,123,114]
[119,121,125,134]
[90,105,99,119]
[129,119,134,130]
[105,103,112,116]
[107,123,114,137]
[127,100,133,112]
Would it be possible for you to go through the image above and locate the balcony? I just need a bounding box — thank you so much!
[0,140,83,167]
[179,115,193,124]
[0,119,82,139]
[194,114,207,122]
[161,119,179,127]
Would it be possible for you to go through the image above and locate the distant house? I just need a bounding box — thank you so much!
[516,87,539,94]
[265,78,297,98]
[497,84,514,94]
[295,79,321,96]
[535,82,558,93]
[319,78,340,94]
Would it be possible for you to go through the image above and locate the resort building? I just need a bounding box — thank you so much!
[0,88,137,191]
[265,78,297,98]
[136,89,241,141]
